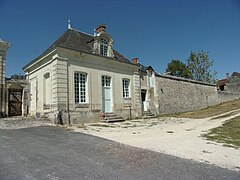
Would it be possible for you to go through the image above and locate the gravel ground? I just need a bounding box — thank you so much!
[73,110,240,172]
[0,116,53,129]
[1,126,239,180]
[1,112,239,172]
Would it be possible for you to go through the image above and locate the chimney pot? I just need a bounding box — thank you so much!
[95,24,107,34]
[132,58,139,64]
[226,73,230,79]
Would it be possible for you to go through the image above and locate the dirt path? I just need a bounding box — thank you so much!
[74,110,240,172]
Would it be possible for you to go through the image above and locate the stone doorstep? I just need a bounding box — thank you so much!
[142,111,156,119]
[101,113,125,123]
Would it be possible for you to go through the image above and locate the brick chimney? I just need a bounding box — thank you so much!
[95,24,106,35]
[132,57,139,64]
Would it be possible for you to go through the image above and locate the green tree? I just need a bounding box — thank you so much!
[187,50,216,83]
[10,74,26,80]
[166,59,192,78]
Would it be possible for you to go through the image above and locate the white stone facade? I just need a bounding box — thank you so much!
[23,30,141,124]
[0,39,10,117]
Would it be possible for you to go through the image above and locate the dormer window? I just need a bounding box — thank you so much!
[100,38,108,56]
[93,25,114,57]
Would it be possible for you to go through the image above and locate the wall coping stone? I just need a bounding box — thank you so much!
[156,74,215,87]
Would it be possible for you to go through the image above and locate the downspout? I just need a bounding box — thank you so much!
[27,72,30,116]
[90,73,92,110]
[36,77,38,114]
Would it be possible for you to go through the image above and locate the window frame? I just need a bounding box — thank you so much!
[122,79,130,98]
[74,72,88,104]
[100,38,108,56]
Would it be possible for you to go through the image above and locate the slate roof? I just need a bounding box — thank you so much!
[231,72,240,78]
[23,29,132,70]
[137,63,155,72]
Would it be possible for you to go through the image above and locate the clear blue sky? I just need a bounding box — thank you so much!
[1,0,240,79]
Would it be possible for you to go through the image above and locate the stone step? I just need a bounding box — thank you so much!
[142,111,156,119]
[101,118,125,123]
[100,113,125,123]
[104,113,117,117]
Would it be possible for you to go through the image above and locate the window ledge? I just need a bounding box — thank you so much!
[43,104,50,110]
[75,103,89,108]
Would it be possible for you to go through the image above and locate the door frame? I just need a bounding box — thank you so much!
[141,90,148,112]
[8,88,23,117]
[102,75,112,113]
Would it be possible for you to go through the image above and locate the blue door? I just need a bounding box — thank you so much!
[102,76,112,113]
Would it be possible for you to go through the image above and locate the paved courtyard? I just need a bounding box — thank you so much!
[0,120,239,179]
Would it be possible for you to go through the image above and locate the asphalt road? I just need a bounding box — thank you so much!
[0,126,239,180]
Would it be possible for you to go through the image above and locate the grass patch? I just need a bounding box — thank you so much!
[202,116,240,148]
[177,99,240,119]
[211,111,240,120]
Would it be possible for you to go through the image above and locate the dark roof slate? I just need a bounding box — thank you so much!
[55,29,93,53]
[231,72,240,78]
[137,62,154,72]
[23,29,131,70]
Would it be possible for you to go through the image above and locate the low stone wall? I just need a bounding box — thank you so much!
[153,75,239,115]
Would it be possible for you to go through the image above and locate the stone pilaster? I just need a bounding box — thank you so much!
[133,72,141,116]
[0,39,10,117]
[152,73,159,114]
[51,56,69,124]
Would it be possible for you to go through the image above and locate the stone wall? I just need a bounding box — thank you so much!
[153,74,239,115]
[223,73,240,94]
[227,84,240,94]
[217,91,240,103]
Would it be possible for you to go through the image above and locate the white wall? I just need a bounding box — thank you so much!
[26,48,141,122]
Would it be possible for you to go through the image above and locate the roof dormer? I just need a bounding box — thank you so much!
[93,24,114,58]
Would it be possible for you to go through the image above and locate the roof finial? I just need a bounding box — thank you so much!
[68,19,72,30]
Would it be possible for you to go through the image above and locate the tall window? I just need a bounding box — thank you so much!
[100,38,108,56]
[74,72,87,103]
[122,79,130,98]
